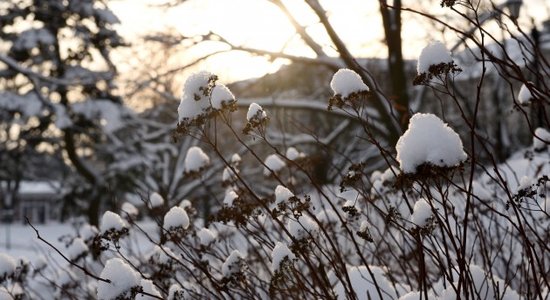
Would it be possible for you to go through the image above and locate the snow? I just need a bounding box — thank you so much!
[13,28,55,50]
[149,192,164,208]
[359,220,370,232]
[222,167,239,183]
[72,100,130,133]
[211,84,235,109]
[136,279,161,300]
[0,283,22,300]
[184,146,210,173]
[271,241,295,272]
[197,228,216,246]
[222,250,244,277]
[100,211,126,233]
[121,202,139,217]
[399,292,420,300]
[79,224,98,241]
[246,102,267,122]
[149,245,177,265]
[179,199,192,209]
[288,215,318,240]
[178,71,215,123]
[274,185,294,206]
[518,83,534,104]
[286,147,300,160]
[316,209,339,224]
[168,284,184,300]
[330,68,369,97]
[417,41,453,74]
[333,265,397,300]
[97,258,140,300]
[0,92,42,117]
[164,206,190,230]
[231,153,242,164]
[411,199,432,227]
[533,127,550,150]
[263,154,286,176]
[0,253,16,278]
[223,189,239,206]
[396,113,467,173]
[66,238,88,261]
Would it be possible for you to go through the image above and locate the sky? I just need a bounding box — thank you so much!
[108,0,550,83]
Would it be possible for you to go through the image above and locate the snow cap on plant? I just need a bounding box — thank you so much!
[263,154,286,176]
[184,146,210,174]
[244,102,268,133]
[396,113,466,173]
[97,258,141,300]
[329,68,369,110]
[533,127,550,151]
[164,206,190,230]
[414,41,460,85]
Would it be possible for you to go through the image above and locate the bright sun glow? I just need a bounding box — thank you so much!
[110,0,384,82]
[110,0,550,83]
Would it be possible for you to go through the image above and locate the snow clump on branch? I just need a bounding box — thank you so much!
[263,154,286,176]
[329,68,369,110]
[396,113,466,173]
[176,71,237,131]
[164,206,190,230]
[184,146,210,174]
[97,258,141,300]
[414,41,460,85]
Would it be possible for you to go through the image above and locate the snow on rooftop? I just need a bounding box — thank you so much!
[184,146,210,173]
[263,154,286,176]
[417,41,453,74]
[396,113,467,173]
[163,206,190,230]
[330,68,369,97]
[271,241,295,272]
[97,258,140,300]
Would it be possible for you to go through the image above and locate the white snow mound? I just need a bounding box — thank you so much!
[184,146,210,173]
[417,41,453,74]
[164,206,190,230]
[97,258,140,300]
[330,68,369,97]
[396,113,466,173]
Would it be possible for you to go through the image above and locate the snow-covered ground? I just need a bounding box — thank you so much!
[0,221,158,263]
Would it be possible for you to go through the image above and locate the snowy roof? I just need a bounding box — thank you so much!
[0,181,61,195]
